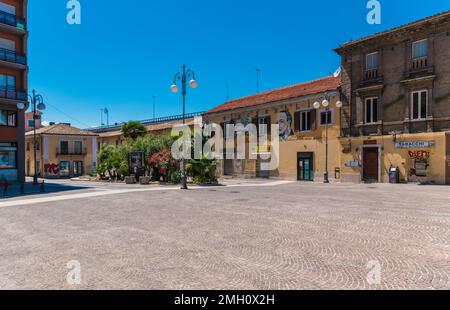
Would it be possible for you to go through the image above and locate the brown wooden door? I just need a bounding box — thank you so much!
[363,148,379,182]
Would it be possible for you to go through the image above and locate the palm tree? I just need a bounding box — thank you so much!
[121,121,147,140]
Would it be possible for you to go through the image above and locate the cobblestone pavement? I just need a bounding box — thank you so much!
[0,180,449,290]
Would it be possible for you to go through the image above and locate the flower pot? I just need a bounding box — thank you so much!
[139,176,150,185]
[125,176,136,184]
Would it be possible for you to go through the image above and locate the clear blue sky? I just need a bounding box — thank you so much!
[28,1,449,128]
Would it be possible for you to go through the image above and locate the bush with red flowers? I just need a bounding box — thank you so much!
[148,149,180,183]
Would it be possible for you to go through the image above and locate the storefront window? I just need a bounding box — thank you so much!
[0,143,17,169]
[59,161,70,177]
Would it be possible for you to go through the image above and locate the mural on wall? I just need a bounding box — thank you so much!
[278,111,293,141]
[44,163,60,175]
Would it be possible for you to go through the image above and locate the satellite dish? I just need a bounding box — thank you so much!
[333,66,342,78]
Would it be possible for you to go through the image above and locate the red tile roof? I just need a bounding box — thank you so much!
[206,75,340,114]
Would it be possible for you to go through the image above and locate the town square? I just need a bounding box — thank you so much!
[0,0,449,303]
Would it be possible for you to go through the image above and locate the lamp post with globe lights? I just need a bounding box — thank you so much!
[313,94,343,183]
[170,65,198,190]
[28,90,46,185]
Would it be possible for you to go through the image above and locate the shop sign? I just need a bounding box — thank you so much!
[251,145,271,155]
[395,141,435,149]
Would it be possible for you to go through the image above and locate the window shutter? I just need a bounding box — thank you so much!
[294,111,300,132]
[311,109,317,130]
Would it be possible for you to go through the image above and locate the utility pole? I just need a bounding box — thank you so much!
[104,108,109,127]
[255,68,261,93]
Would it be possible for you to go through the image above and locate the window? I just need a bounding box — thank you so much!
[0,143,17,169]
[59,161,70,177]
[411,90,428,120]
[60,141,69,155]
[366,52,379,70]
[295,110,312,132]
[319,110,333,125]
[258,116,271,136]
[365,97,379,124]
[0,74,16,99]
[74,141,83,154]
[412,39,428,59]
[73,161,84,176]
[0,109,16,127]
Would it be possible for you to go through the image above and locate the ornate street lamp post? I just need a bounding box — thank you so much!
[170,65,198,190]
[28,90,46,185]
[313,94,342,183]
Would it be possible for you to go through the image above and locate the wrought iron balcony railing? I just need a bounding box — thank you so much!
[57,148,87,156]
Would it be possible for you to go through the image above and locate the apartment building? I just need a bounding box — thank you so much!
[0,0,27,182]
[204,76,342,182]
[25,123,98,179]
[335,10,450,184]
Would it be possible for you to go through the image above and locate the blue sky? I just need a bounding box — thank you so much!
[28,1,449,128]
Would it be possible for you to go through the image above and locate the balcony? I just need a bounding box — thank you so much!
[411,57,428,70]
[405,57,434,80]
[0,48,26,70]
[57,148,87,156]
[0,88,27,103]
[360,68,383,87]
[0,10,26,34]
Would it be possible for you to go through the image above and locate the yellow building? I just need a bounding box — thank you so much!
[339,132,450,184]
[25,123,98,179]
[204,76,343,182]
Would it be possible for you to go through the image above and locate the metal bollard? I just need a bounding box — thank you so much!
[40,180,45,193]
[20,182,25,195]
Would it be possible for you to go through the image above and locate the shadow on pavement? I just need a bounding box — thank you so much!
[0,181,93,200]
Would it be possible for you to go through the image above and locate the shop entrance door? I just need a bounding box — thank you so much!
[224,159,233,176]
[297,152,314,181]
[363,147,379,182]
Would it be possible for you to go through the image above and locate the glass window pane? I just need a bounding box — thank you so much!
[0,74,6,88]
[412,92,419,119]
[420,91,427,118]
[366,99,372,123]
[6,75,15,88]
[306,111,311,130]
[413,40,428,59]
[0,110,7,125]
[366,53,379,70]
[373,99,378,122]
[7,111,16,126]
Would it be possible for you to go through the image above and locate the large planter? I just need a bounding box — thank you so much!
[124,176,136,184]
[139,176,150,185]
